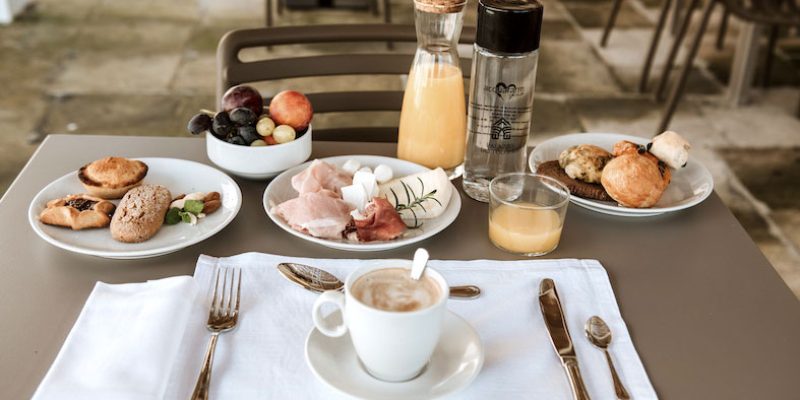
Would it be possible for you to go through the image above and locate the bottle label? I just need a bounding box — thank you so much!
[469,81,532,152]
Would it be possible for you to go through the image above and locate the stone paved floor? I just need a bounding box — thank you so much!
[1,0,799,295]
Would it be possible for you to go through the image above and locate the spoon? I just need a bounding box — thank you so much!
[277,262,482,299]
[410,248,429,280]
[585,316,630,400]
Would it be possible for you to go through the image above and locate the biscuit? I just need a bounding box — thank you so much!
[110,185,171,243]
[536,160,614,202]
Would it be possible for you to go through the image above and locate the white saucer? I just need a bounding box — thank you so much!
[264,155,461,252]
[529,133,714,217]
[28,158,242,259]
[305,311,484,400]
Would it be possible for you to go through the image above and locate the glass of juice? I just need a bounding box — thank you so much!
[488,173,570,256]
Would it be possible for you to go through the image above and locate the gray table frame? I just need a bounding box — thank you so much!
[2,135,799,399]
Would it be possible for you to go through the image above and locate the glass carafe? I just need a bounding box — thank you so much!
[397,0,467,178]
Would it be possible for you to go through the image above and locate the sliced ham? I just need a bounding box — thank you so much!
[291,160,353,195]
[271,190,354,239]
[355,198,407,242]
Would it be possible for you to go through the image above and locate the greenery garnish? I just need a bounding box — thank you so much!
[389,177,442,229]
[165,200,205,225]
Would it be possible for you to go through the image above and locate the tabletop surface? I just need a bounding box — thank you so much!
[2,135,799,399]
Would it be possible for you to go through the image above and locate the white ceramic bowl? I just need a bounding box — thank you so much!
[206,125,313,179]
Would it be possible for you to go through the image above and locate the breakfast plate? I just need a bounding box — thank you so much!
[264,155,461,252]
[529,133,714,217]
[305,311,484,399]
[28,158,242,259]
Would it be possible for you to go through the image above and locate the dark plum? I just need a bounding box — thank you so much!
[227,135,247,146]
[221,85,263,117]
[237,125,261,144]
[187,113,212,135]
[229,107,257,126]
[211,111,235,138]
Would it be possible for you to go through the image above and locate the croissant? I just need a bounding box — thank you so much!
[600,141,671,208]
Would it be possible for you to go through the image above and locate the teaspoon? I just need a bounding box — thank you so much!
[585,316,630,400]
[276,262,482,299]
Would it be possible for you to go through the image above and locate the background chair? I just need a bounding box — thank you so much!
[266,0,390,27]
[217,24,476,142]
[657,0,800,131]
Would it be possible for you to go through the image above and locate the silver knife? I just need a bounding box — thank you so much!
[539,278,591,400]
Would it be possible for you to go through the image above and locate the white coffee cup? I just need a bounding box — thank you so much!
[311,262,449,382]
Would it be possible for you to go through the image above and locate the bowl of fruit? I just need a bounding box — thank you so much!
[188,85,313,179]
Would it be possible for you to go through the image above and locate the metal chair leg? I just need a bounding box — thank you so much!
[716,7,729,50]
[384,0,394,49]
[655,0,700,101]
[658,0,717,133]
[266,0,273,27]
[371,0,379,16]
[762,24,779,88]
[640,0,674,92]
[601,0,624,47]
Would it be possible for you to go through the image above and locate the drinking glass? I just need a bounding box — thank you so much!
[488,173,570,256]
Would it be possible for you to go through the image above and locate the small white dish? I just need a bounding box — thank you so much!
[529,133,714,217]
[305,311,484,400]
[206,125,312,180]
[263,155,461,252]
[28,158,242,259]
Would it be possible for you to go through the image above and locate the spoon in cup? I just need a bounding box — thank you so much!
[276,262,481,299]
[410,248,429,280]
[585,316,630,400]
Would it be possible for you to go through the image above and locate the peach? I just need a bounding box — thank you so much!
[268,90,313,131]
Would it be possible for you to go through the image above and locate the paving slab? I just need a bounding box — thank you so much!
[90,0,202,23]
[41,95,187,137]
[562,1,652,29]
[537,41,622,94]
[720,148,800,211]
[50,53,184,96]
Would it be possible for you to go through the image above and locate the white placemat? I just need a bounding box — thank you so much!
[163,253,657,399]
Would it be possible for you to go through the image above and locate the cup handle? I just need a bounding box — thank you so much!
[312,290,347,337]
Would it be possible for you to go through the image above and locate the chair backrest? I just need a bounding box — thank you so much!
[721,0,800,24]
[217,24,477,142]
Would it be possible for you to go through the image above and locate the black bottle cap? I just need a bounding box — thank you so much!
[476,0,544,54]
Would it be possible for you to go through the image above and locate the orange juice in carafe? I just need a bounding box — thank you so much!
[397,63,466,171]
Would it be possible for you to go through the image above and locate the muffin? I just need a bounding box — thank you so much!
[78,157,148,199]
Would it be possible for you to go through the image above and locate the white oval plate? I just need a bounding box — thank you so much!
[264,155,461,252]
[529,133,714,217]
[28,158,242,259]
[305,311,484,400]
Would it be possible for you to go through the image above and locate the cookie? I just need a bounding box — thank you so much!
[110,185,171,243]
[536,160,614,202]
[39,194,116,230]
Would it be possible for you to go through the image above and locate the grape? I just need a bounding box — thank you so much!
[256,116,276,137]
[238,125,260,145]
[229,107,256,126]
[211,112,235,138]
[273,125,296,144]
[227,135,247,146]
[250,139,267,147]
[187,113,211,135]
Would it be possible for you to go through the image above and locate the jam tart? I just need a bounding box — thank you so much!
[39,194,116,230]
[78,157,148,199]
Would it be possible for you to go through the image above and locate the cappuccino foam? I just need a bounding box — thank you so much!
[351,268,441,312]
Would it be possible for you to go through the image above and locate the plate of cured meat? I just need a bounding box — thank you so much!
[529,132,713,217]
[264,155,461,251]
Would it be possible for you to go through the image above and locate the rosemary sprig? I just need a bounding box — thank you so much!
[391,177,441,228]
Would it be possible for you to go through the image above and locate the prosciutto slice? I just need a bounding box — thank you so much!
[291,160,353,195]
[271,190,353,239]
[355,198,407,241]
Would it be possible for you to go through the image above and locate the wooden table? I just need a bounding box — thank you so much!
[2,135,799,399]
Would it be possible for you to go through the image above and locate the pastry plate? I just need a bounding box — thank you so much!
[305,311,484,399]
[264,155,461,252]
[28,158,242,259]
[529,133,714,217]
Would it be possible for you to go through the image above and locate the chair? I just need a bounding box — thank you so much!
[657,0,800,132]
[217,25,477,143]
[266,0,389,27]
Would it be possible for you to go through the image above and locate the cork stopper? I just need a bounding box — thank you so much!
[414,0,467,13]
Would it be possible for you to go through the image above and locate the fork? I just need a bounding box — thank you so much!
[191,267,242,400]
